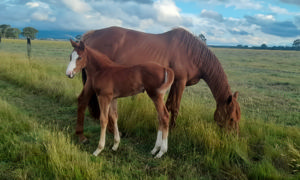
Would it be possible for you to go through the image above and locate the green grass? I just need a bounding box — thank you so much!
[0,39,299,179]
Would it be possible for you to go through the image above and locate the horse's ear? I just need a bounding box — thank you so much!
[233,91,239,100]
[227,95,232,105]
[79,41,85,51]
[70,39,78,48]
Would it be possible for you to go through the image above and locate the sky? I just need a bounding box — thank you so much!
[1,0,300,46]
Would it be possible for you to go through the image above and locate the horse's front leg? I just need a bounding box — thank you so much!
[76,85,93,143]
[150,94,170,158]
[166,79,186,129]
[93,95,112,156]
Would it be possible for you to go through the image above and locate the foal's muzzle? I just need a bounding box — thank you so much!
[66,71,74,78]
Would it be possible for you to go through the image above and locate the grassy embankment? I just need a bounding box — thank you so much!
[0,39,299,179]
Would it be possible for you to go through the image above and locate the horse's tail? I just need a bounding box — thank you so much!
[82,69,100,118]
[159,67,174,94]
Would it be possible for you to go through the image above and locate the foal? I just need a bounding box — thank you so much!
[66,40,174,158]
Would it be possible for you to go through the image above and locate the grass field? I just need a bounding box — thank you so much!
[0,39,299,179]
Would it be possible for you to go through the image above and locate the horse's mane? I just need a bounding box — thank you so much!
[171,28,231,102]
[170,28,217,67]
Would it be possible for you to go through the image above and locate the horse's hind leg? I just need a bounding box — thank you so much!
[109,99,120,151]
[93,95,112,156]
[76,84,93,143]
[150,93,170,158]
[166,79,186,129]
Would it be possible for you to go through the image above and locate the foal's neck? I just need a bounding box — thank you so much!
[202,56,231,104]
[86,47,116,73]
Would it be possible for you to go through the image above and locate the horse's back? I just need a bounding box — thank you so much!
[82,26,198,82]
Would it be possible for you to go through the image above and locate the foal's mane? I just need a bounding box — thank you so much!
[85,45,114,66]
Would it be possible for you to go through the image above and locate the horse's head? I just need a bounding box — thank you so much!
[66,39,87,78]
[214,91,241,134]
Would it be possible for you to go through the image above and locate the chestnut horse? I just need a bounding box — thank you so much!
[79,26,241,134]
[67,40,174,158]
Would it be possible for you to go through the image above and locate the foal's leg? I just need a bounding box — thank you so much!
[166,80,186,128]
[150,93,170,158]
[93,95,112,156]
[109,99,120,151]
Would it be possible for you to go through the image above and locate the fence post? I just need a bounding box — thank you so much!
[27,37,31,59]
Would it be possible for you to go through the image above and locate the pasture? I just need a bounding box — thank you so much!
[0,39,299,179]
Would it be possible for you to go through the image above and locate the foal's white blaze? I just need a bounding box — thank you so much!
[66,51,79,78]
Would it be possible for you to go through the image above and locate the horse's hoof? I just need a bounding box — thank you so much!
[154,151,165,159]
[169,122,176,129]
[79,136,88,144]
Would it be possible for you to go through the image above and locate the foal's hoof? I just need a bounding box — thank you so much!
[93,148,103,156]
[151,147,160,155]
[112,144,119,151]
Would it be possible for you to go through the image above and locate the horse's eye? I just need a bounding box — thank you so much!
[230,118,234,122]
[77,57,82,60]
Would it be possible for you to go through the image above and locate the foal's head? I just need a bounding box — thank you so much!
[214,92,241,134]
[66,39,87,78]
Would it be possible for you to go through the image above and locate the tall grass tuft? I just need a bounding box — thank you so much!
[0,52,82,104]
[0,98,121,179]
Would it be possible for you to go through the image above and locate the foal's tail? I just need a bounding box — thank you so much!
[159,67,174,94]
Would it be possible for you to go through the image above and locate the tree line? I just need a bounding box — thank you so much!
[0,24,38,40]
[231,41,300,51]
[198,34,300,51]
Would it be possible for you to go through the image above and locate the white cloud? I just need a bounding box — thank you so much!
[62,0,91,13]
[269,5,289,15]
[32,12,56,22]
[26,2,40,8]
[227,0,263,10]
[154,0,182,25]
[255,14,275,21]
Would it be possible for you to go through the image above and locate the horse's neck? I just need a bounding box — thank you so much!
[202,56,231,104]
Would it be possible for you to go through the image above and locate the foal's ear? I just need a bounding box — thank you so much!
[79,41,85,51]
[70,39,78,48]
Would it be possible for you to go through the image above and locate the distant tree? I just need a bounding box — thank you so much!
[198,34,207,44]
[261,44,267,49]
[0,24,11,38]
[236,44,243,48]
[292,39,300,48]
[5,28,21,39]
[22,27,38,39]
